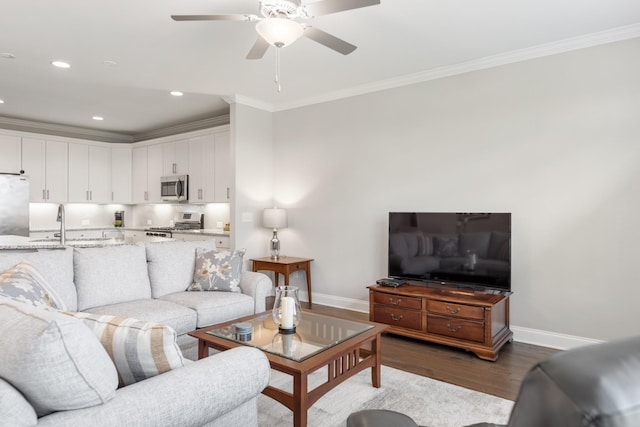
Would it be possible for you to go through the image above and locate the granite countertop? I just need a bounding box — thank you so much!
[28,227,229,236]
[0,236,131,251]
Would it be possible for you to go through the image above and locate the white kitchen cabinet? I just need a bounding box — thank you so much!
[111,146,132,203]
[21,138,68,203]
[163,139,189,176]
[214,131,231,202]
[132,146,148,203]
[188,134,215,202]
[0,134,21,174]
[147,144,163,202]
[174,233,229,248]
[68,144,111,203]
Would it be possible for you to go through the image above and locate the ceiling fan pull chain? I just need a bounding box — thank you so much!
[275,46,282,93]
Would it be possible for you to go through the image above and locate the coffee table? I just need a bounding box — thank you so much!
[189,310,389,427]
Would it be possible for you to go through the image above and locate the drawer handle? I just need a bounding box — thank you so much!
[445,306,461,314]
[388,297,402,305]
[390,314,404,322]
[446,323,462,333]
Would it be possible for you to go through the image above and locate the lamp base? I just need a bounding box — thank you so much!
[270,229,281,260]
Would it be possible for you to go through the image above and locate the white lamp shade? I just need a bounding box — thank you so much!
[256,18,304,47]
[263,208,287,229]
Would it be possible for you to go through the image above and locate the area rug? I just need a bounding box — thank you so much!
[257,365,513,427]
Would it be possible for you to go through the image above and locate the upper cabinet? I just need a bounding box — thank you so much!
[21,138,68,203]
[68,143,111,203]
[163,139,189,176]
[0,134,21,174]
[214,131,231,202]
[111,146,132,204]
[132,146,148,203]
[189,134,215,202]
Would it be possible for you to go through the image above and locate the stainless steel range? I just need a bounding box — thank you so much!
[144,213,204,238]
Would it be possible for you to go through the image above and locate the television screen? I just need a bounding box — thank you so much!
[388,212,511,292]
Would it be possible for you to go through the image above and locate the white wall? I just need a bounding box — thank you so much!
[268,37,640,345]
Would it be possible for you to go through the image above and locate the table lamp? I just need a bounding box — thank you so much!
[263,207,287,260]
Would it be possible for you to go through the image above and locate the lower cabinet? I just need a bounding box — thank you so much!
[369,283,512,361]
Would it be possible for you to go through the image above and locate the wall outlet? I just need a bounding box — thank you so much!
[216,221,223,228]
[81,219,90,226]
[147,219,152,225]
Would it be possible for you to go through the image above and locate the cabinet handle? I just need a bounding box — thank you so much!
[173,163,176,174]
[388,297,402,305]
[445,306,461,314]
[42,189,46,200]
[144,191,148,201]
[111,191,114,201]
[446,323,462,332]
[390,314,403,322]
[86,190,89,201]
[46,189,49,200]
[226,187,230,199]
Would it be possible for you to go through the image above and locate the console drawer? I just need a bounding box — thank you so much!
[373,305,422,331]
[427,300,484,320]
[373,292,422,310]
[427,315,484,342]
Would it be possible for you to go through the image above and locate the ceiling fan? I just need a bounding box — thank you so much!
[171,0,381,60]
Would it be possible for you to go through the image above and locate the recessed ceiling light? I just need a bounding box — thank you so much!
[92,116,104,121]
[170,91,184,97]
[51,61,71,69]
[0,99,4,104]
[102,60,118,67]
[0,53,16,59]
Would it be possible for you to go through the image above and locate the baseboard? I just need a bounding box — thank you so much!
[303,292,603,350]
[511,326,603,350]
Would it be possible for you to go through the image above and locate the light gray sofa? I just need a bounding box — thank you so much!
[0,239,274,426]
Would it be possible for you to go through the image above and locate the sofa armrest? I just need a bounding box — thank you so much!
[37,347,270,427]
[240,271,273,313]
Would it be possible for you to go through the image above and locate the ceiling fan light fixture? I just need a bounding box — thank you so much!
[256,18,303,47]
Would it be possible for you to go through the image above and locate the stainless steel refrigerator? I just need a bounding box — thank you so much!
[0,174,30,236]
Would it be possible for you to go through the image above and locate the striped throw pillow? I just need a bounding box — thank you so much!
[65,312,185,387]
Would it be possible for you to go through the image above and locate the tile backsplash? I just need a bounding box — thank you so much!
[29,203,230,230]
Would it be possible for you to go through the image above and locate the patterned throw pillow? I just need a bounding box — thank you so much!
[0,262,67,311]
[65,312,185,387]
[188,248,245,292]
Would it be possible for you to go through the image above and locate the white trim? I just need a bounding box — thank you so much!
[307,294,604,350]
[272,23,640,112]
[511,326,603,350]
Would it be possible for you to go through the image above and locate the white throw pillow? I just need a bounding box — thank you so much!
[0,301,118,416]
[66,311,186,387]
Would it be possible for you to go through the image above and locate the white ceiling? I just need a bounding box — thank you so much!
[1,0,640,139]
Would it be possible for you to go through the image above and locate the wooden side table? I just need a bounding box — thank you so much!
[251,256,314,306]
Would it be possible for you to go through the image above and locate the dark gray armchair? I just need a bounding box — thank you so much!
[348,335,640,427]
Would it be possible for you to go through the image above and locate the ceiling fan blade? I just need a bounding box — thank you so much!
[171,14,259,22]
[246,36,270,60]
[303,27,357,55]
[303,0,380,17]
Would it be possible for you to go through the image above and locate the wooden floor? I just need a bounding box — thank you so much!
[305,303,558,401]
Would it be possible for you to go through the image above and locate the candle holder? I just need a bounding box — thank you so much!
[272,285,301,334]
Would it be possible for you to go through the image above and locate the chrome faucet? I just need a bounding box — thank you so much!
[56,204,66,245]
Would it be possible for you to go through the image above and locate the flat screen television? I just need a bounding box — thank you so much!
[388,212,511,292]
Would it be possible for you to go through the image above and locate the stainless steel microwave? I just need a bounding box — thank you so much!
[161,175,188,202]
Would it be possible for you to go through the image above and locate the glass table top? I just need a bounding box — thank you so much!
[206,311,374,362]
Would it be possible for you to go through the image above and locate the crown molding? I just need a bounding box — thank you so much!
[272,23,640,112]
[223,94,275,112]
[131,115,230,141]
[0,116,134,143]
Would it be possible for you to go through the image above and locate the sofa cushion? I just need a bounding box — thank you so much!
[0,378,38,426]
[146,239,218,298]
[0,262,67,310]
[0,301,118,416]
[160,291,255,328]
[66,312,186,387]
[0,247,76,311]
[83,298,197,336]
[188,248,245,292]
[74,244,152,311]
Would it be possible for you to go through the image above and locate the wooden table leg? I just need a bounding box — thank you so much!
[292,372,308,427]
[305,266,312,306]
[198,340,208,360]
[372,333,382,387]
